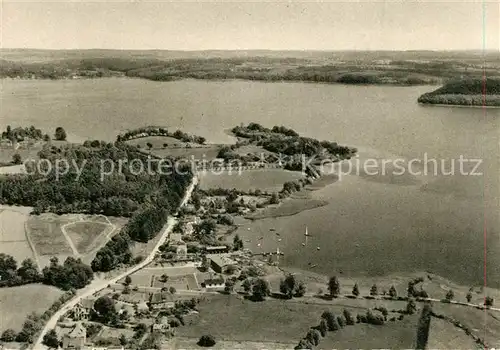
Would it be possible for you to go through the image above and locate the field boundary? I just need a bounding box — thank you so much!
[24,220,42,270]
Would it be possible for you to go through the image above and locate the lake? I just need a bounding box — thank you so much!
[1,78,499,287]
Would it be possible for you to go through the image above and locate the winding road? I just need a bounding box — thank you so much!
[32,176,198,349]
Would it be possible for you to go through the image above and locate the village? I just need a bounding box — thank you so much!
[48,204,285,350]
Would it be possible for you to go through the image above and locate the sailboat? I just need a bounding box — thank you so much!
[304,226,309,237]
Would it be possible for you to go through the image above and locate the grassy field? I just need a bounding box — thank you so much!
[199,169,304,192]
[0,209,35,264]
[64,221,111,254]
[149,145,220,161]
[167,337,296,350]
[427,317,478,349]
[176,294,361,343]
[125,135,188,148]
[0,146,41,166]
[320,313,419,349]
[26,213,126,267]
[0,284,63,332]
[27,214,74,256]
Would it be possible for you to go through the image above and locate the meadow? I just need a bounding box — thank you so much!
[176,294,359,343]
[0,208,35,264]
[0,284,63,332]
[64,220,112,254]
[199,169,304,193]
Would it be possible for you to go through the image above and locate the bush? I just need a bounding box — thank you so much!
[1,329,17,342]
[198,335,216,347]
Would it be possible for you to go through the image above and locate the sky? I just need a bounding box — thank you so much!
[1,1,499,51]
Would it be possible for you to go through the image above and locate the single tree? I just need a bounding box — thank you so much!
[12,153,22,165]
[445,289,454,301]
[94,296,116,322]
[305,329,321,346]
[198,335,216,347]
[295,281,306,297]
[124,275,132,286]
[352,283,360,297]
[370,284,378,296]
[406,298,417,315]
[280,274,296,298]
[1,329,17,342]
[242,278,253,293]
[119,334,128,346]
[343,309,355,325]
[485,296,494,307]
[169,286,177,294]
[318,319,328,337]
[252,278,270,301]
[54,127,67,141]
[389,285,398,298]
[337,315,346,328]
[466,291,472,303]
[42,329,59,349]
[295,339,312,350]
[328,276,340,297]
[146,142,153,149]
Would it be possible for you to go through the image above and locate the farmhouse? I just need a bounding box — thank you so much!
[72,297,96,321]
[208,254,236,273]
[149,291,176,309]
[62,322,86,349]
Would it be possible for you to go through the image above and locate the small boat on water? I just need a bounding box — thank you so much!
[316,246,321,250]
[304,227,309,236]
[302,243,306,246]
[258,236,264,240]
[245,239,251,243]
[278,238,282,242]
[276,232,281,236]
[270,228,276,231]
[257,243,261,247]
[310,264,317,268]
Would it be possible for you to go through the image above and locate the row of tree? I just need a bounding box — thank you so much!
[116,126,206,145]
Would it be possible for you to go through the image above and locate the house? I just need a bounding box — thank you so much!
[62,322,86,349]
[176,244,188,258]
[169,233,183,244]
[149,291,176,310]
[72,297,95,321]
[202,277,225,290]
[151,317,173,335]
[205,245,229,254]
[208,254,236,273]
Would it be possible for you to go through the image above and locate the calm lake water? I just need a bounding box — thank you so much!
[1,78,499,287]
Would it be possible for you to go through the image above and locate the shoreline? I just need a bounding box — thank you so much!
[418,102,500,109]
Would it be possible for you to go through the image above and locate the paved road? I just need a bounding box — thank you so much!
[32,176,198,349]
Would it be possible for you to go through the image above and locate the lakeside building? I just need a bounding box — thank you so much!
[62,322,86,349]
[208,254,236,273]
[205,245,229,254]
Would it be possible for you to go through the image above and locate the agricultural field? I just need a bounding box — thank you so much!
[319,313,419,349]
[150,145,220,161]
[125,266,199,290]
[176,294,356,343]
[166,337,296,350]
[0,145,42,166]
[125,136,220,161]
[199,169,304,192]
[26,213,126,268]
[426,317,478,349]
[64,220,112,254]
[0,207,35,264]
[125,135,188,148]
[0,284,63,332]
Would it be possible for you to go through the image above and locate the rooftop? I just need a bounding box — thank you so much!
[67,322,86,339]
